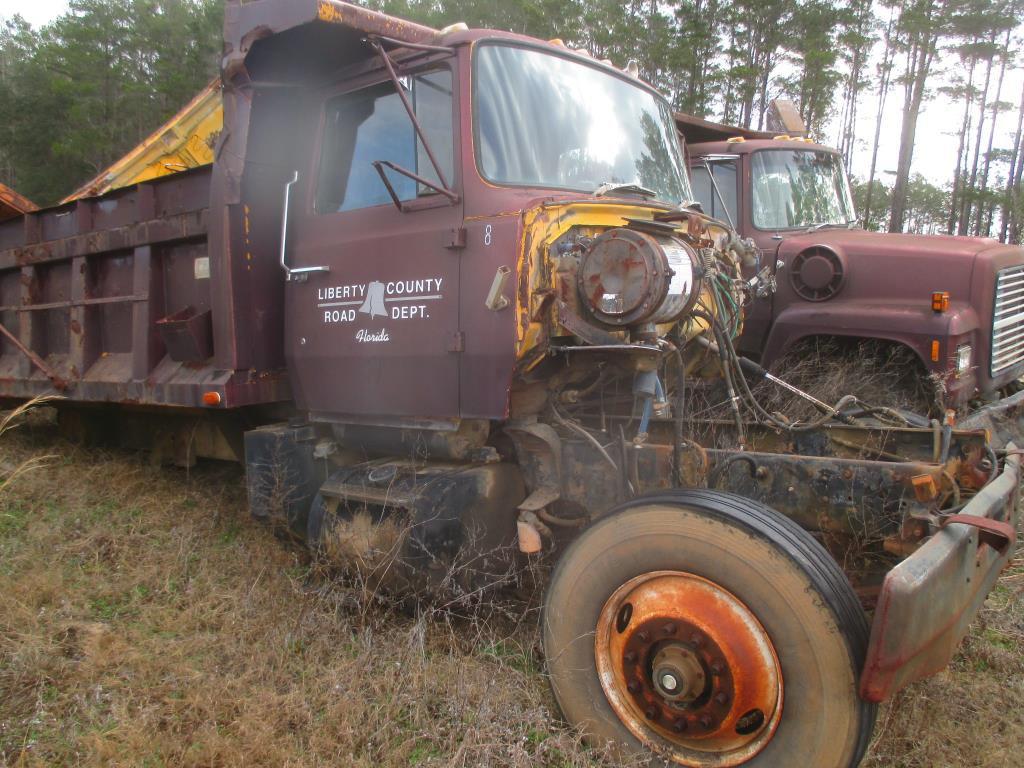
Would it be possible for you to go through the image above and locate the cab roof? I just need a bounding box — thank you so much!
[673,112,838,155]
[687,138,840,156]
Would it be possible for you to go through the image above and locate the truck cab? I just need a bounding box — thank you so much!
[682,118,1024,409]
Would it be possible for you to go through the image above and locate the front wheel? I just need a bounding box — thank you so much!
[542,490,876,767]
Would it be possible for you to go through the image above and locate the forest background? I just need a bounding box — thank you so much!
[1,0,1023,243]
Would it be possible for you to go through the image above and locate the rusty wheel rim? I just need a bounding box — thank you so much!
[595,571,783,767]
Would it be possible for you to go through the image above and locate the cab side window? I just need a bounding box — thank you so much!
[315,69,453,214]
[690,160,737,224]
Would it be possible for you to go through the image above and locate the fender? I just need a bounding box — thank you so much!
[761,299,982,404]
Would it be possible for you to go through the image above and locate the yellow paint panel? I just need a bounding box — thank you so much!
[63,79,223,202]
[317,0,346,23]
[515,201,740,363]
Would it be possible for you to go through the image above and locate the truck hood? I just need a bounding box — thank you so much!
[775,229,1004,302]
[778,228,999,264]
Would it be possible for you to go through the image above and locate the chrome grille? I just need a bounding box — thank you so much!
[992,264,1024,374]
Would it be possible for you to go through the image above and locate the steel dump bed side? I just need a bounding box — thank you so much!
[0,167,289,408]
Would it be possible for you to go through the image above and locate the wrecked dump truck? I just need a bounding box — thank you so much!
[0,2,1020,766]
[678,109,1024,415]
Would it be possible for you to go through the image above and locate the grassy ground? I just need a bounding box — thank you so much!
[1,412,1021,767]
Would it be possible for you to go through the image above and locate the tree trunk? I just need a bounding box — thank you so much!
[959,37,995,236]
[890,29,935,233]
[1001,79,1024,243]
[977,26,1012,237]
[864,7,897,227]
[948,53,978,234]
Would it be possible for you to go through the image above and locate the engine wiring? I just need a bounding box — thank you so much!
[544,214,988,515]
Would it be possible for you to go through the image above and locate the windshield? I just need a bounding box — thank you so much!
[751,150,856,229]
[474,44,691,205]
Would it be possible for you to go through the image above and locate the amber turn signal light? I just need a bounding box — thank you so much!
[930,340,941,362]
[202,391,222,406]
[931,291,950,312]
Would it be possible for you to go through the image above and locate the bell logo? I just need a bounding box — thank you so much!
[358,281,387,318]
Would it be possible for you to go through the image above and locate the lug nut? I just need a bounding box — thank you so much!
[627,679,641,694]
[637,630,650,643]
[715,692,730,706]
[645,705,660,720]
[662,622,677,635]
[624,650,638,664]
[672,718,688,733]
[690,632,704,647]
[710,660,724,674]
[699,714,714,730]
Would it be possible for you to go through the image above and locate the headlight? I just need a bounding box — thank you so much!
[577,227,699,327]
[956,344,972,376]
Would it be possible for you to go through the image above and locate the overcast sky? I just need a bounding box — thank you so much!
[2,0,1021,189]
[0,0,66,28]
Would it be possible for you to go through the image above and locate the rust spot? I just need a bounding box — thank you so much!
[595,571,782,760]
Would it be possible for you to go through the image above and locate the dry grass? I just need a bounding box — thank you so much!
[756,337,940,420]
[680,338,940,450]
[0,411,1021,767]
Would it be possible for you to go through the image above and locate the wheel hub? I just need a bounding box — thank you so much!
[652,642,707,703]
[595,571,783,766]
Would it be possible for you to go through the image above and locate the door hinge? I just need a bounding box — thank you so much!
[445,227,467,250]
[447,330,465,353]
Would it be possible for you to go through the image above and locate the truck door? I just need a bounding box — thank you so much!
[283,66,462,420]
[690,157,738,227]
[691,155,774,356]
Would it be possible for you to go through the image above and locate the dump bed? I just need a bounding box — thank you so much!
[0,183,37,223]
[0,166,289,408]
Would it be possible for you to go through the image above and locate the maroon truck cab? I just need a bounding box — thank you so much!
[682,125,1024,408]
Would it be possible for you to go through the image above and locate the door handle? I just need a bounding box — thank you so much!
[279,171,329,281]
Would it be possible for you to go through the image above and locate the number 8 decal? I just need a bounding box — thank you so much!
[484,224,493,246]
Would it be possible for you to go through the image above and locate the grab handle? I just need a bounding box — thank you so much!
[279,171,329,281]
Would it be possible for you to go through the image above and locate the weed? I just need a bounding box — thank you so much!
[0,501,28,538]
[0,412,1019,767]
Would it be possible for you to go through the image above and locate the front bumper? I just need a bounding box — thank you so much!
[859,447,1020,702]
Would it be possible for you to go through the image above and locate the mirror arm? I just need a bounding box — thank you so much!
[367,36,458,200]
[372,160,460,211]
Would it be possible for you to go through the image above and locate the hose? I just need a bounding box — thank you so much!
[668,341,687,486]
[537,507,587,528]
[636,374,666,438]
[708,453,759,488]
[699,307,862,433]
[638,396,653,436]
[550,406,620,475]
[692,309,747,447]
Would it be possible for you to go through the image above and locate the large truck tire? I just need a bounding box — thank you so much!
[543,489,876,767]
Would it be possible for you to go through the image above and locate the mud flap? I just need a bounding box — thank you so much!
[244,421,327,539]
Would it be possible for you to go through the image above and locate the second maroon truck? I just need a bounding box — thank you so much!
[679,113,1024,409]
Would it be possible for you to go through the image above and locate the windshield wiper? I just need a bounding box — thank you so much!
[594,182,657,199]
[804,219,858,233]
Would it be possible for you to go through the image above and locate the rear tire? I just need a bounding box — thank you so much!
[543,489,875,767]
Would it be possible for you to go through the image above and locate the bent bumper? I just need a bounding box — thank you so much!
[859,448,1020,702]
[959,387,1024,447]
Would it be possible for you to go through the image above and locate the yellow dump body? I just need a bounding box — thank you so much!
[63,79,223,202]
